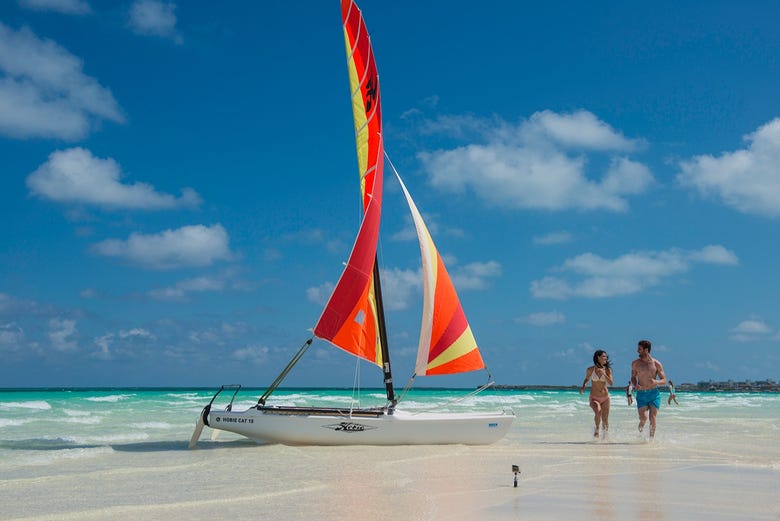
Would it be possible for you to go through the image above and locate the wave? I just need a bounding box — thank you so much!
[130,422,174,429]
[0,400,52,411]
[62,409,92,417]
[0,418,32,428]
[85,394,134,403]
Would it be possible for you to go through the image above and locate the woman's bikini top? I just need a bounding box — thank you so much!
[591,368,608,382]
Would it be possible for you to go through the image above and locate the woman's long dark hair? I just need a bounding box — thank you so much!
[593,349,611,369]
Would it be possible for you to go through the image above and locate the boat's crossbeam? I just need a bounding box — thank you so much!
[256,405,386,418]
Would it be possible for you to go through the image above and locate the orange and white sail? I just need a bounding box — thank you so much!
[393,172,486,376]
[313,0,384,366]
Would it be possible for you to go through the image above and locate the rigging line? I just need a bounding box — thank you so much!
[350,353,361,414]
[410,381,496,415]
[396,373,417,405]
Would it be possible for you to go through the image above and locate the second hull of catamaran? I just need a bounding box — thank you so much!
[196,406,514,446]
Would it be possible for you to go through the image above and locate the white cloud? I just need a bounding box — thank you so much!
[148,275,226,300]
[92,224,233,270]
[688,244,739,265]
[729,318,773,342]
[523,110,642,152]
[18,0,91,14]
[380,267,423,311]
[418,110,654,212]
[306,281,335,307]
[231,345,269,364]
[519,311,565,327]
[128,0,182,44]
[533,231,572,245]
[0,322,25,350]
[532,245,738,299]
[450,260,502,290]
[678,118,780,218]
[0,23,123,140]
[93,333,113,360]
[49,318,77,351]
[119,328,154,339]
[27,147,201,210]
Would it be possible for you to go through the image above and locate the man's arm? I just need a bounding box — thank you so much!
[654,360,667,387]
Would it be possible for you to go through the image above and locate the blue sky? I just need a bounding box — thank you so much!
[2,0,779,389]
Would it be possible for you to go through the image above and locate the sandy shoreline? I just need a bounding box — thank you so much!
[3,431,778,521]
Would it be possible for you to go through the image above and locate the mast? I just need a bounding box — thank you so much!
[371,258,395,406]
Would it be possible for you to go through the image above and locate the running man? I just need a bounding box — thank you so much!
[630,339,667,440]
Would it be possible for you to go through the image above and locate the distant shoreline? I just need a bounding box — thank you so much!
[495,379,780,392]
[1,380,779,393]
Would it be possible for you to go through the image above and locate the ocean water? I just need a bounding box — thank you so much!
[2,387,779,472]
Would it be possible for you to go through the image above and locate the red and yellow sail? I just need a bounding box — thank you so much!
[394,172,486,376]
[315,0,485,377]
[313,0,384,366]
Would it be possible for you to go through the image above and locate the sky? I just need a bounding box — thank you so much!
[1,0,780,390]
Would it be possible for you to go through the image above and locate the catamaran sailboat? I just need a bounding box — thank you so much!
[189,0,514,447]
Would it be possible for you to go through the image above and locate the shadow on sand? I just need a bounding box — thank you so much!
[0,437,267,452]
[112,439,265,452]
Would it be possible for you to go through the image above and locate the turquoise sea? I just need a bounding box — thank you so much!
[2,387,779,471]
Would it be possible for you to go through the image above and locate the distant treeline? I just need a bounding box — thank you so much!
[494,379,780,393]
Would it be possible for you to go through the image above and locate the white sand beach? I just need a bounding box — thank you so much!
[2,434,777,521]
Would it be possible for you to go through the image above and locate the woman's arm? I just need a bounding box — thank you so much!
[580,367,593,394]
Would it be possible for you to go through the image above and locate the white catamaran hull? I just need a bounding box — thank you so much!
[202,407,514,446]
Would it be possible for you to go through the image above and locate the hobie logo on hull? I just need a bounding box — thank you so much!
[323,422,376,433]
[214,416,254,424]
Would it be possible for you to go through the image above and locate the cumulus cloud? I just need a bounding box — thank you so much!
[518,311,566,327]
[27,147,201,210]
[450,260,502,290]
[729,318,773,342]
[523,110,641,152]
[531,245,738,299]
[380,267,423,311]
[128,0,182,44]
[0,322,25,350]
[92,328,156,359]
[0,23,123,140]
[18,0,91,14]
[678,118,780,218]
[231,345,269,364]
[92,224,233,270]
[49,318,77,351]
[306,281,335,307]
[533,231,572,246]
[148,274,234,301]
[418,110,653,212]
